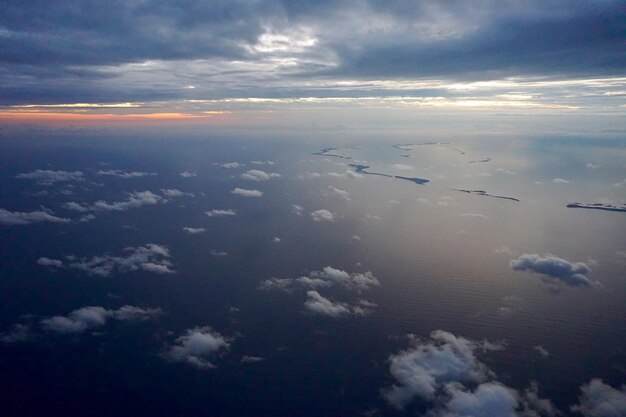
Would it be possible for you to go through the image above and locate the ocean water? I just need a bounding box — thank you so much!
[0,131,624,416]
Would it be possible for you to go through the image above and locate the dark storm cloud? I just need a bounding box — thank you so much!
[0,0,624,104]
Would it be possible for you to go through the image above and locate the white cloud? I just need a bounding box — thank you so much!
[63,202,90,212]
[164,326,230,369]
[310,209,335,222]
[384,330,494,408]
[328,186,351,201]
[205,209,236,217]
[495,168,516,175]
[392,163,414,171]
[219,162,241,169]
[41,305,161,334]
[430,382,520,417]
[258,277,294,291]
[510,254,598,288]
[37,257,63,268]
[210,250,228,256]
[304,291,353,317]
[586,163,600,169]
[534,345,550,358]
[553,178,570,184]
[296,266,379,292]
[241,355,265,363]
[613,179,626,187]
[15,170,84,185]
[0,208,70,226]
[273,237,281,243]
[250,160,274,165]
[241,169,281,181]
[571,379,626,417]
[180,171,197,178]
[292,204,304,215]
[231,188,263,197]
[161,188,193,197]
[92,190,164,211]
[66,244,175,277]
[183,227,206,234]
[79,213,97,223]
[96,169,156,178]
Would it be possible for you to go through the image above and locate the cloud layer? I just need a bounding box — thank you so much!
[510,254,598,288]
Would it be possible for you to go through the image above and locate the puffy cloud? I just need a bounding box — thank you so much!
[328,186,351,201]
[92,190,164,211]
[0,324,33,343]
[15,170,84,185]
[429,382,520,417]
[96,169,156,178]
[205,209,236,217]
[0,208,70,226]
[164,326,230,369]
[161,188,193,197]
[231,187,263,197]
[510,254,598,288]
[304,291,353,317]
[258,277,294,291]
[219,162,241,169]
[571,379,626,417]
[292,204,304,215]
[41,305,161,334]
[241,169,281,181]
[250,160,274,165]
[384,330,494,408]
[297,266,379,292]
[183,227,206,234]
[310,209,335,222]
[179,171,197,178]
[37,257,63,268]
[66,244,175,277]
[272,237,281,243]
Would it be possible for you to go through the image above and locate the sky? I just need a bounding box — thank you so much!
[0,0,625,127]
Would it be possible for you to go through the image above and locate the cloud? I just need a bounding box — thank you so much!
[210,250,228,257]
[241,169,281,181]
[96,169,156,178]
[510,254,598,288]
[297,266,380,292]
[250,160,274,165]
[571,379,626,417]
[219,162,241,169]
[205,209,236,217]
[63,202,90,212]
[231,187,263,197]
[461,213,488,220]
[258,277,294,292]
[0,208,70,226]
[179,171,197,178]
[384,330,494,408]
[164,326,230,369]
[553,178,570,184]
[304,291,354,317]
[383,331,556,416]
[41,305,161,334]
[392,164,414,171]
[15,170,84,185]
[534,346,550,358]
[161,188,193,197]
[183,227,206,234]
[37,257,63,268]
[429,382,520,417]
[292,204,304,215]
[66,243,175,277]
[310,209,335,222]
[241,355,265,363]
[328,186,351,201]
[91,190,164,211]
[0,324,33,343]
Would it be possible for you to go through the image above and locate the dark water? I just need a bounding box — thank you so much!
[0,131,624,416]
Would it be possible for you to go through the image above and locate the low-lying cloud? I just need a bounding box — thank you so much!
[510,254,598,288]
